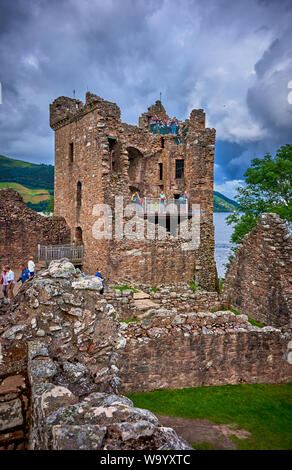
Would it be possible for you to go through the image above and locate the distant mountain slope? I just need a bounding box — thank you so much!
[213,191,238,212]
[0,154,238,212]
[0,154,54,190]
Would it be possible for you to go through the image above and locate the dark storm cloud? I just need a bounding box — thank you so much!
[0,0,291,197]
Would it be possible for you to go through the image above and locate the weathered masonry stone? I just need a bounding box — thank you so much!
[0,339,29,450]
[50,92,217,290]
[116,314,292,393]
[0,399,23,431]
[223,213,292,328]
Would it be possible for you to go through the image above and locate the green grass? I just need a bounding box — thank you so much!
[123,318,137,323]
[248,318,266,328]
[114,285,139,293]
[151,287,158,293]
[219,278,224,295]
[189,282,197,293]
[191,441,216,450]
[127,383,292,450]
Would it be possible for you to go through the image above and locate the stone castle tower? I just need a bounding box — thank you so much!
[50,92,217,290]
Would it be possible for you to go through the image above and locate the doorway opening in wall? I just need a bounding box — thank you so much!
[108,137,117,171]
[161,137,165,148]
[76,181,82,221]
[75,226,83,245]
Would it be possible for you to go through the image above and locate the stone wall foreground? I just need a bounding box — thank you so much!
[117,315,292,393]
[223,213,292,328]
[0,261,191,450]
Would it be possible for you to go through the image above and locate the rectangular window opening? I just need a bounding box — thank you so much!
[69,142,74,163]
[175,159,184,179]
[159,163,163,180]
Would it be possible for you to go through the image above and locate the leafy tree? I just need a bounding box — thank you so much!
[227,144,292,245]
[41,196,54,215]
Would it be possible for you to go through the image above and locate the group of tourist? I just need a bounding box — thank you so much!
[131,191,144,207]
[131,191,189,213]
[0,257,35,303]
[159,191,189,212]
[149,116,181,135]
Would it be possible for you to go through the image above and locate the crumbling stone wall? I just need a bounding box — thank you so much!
[116,311,292,393]
[0,188,70,268]
[223,213,292,328]
[103,284,223,322]
[0,330,30,450]
[50,92,217,290]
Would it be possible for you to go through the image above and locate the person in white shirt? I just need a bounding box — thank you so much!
[1,268,8,300]
[5,266,15,303]
[28,256,35,278]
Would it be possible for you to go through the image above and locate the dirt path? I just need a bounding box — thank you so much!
[156,415,251,450]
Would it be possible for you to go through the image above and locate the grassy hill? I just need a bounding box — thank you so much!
[0,154,238,213]
[0,182,51,207]
[0,154,54,190]
[0,154,54,212]
[213,191,238,212]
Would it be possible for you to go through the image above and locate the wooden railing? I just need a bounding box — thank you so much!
[38,244,84,264]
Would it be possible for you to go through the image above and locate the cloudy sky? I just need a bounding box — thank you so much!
[0,0,292,198]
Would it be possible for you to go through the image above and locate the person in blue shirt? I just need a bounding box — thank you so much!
[17,263,31,284]
[95,269,104,294]
[178,194,185,212]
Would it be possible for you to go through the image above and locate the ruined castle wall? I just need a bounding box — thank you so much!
[103,287,222,322]
[102,217,216,290]
[117,313,292,393]
[0,189,70,268]
[223,213,292,328]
